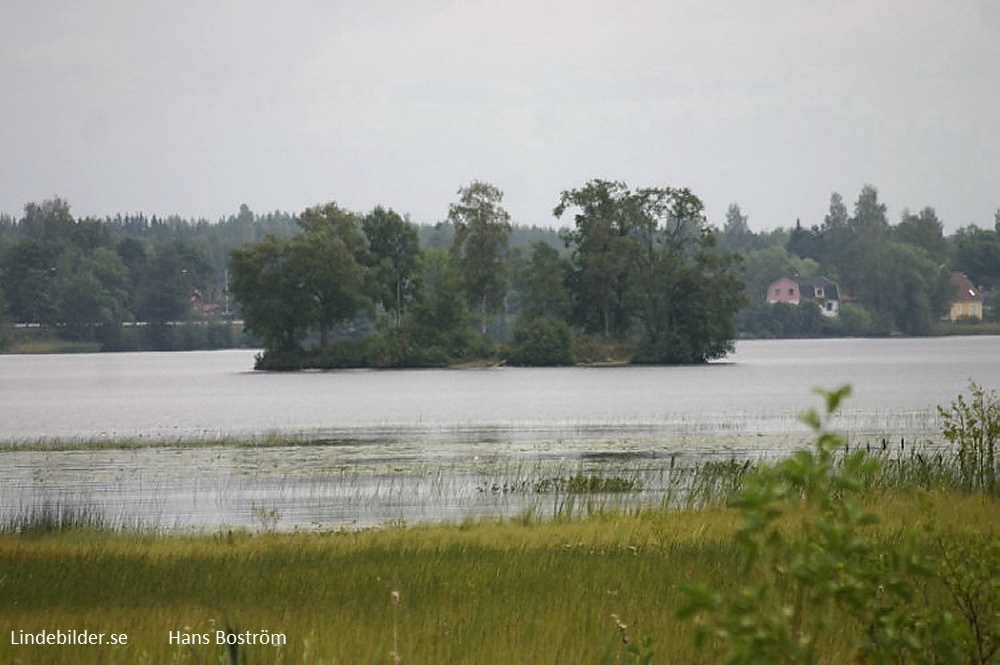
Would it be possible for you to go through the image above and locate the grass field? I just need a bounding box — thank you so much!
[0,487,996,664]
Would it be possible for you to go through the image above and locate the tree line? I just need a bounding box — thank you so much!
[1,182,997,358]
[720,185,1000,337]
[0,199,229,351]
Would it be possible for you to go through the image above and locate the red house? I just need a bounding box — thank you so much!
[766,275,840,317]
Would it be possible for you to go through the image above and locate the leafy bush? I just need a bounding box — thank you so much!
[503,317,572,366]
[938,380,1000,494]
[568,334,634,365]
[360,329,419,368]
[679,385,1000,663]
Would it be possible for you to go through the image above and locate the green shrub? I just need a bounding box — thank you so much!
[938,380,1000,494]
[361,329,415,368]
[503,317,572,366]
[678,385,997,663]
[314,338,367,368]
[253,348,304,370]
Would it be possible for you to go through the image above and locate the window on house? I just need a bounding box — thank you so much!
[788,288,795,296]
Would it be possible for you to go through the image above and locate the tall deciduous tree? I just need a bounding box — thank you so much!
[408,247,474,359]
[448,181,512,337]
[362,206,419,328]
[557,180,745,362]
[512,242,570,322]
[844,185,893,328]
[21,198,75,241]
[630,186,745,363]
[294,203,372,353]
[229,234,314,354]
[554,179,636,338]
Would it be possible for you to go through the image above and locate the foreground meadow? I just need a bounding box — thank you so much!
[0,489,996,664]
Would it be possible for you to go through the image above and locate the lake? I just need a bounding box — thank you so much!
[1,336,997,530]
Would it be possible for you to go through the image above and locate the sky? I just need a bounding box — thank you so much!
[2,1,998,233]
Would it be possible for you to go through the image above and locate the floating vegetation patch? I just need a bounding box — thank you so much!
[478,474,643,495]
[477,479,534,495]
[536,474,643,494]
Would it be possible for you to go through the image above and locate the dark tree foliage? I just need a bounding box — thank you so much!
[3,182,995,359]
[0,199,224,351]
[554,179,635,338]
[556,180,746,363]
[503,317,572,366]
[786,220,825,264]
[229,234,314,355]
[718,203,764,253]
[294,203,372,353]
[362,206,419,328]
[895,207,948,264]
[228,203,373,360]
[406,247,478,363]
[511,242,571,322]
[952,225,1000,293]
[135,241,213,324]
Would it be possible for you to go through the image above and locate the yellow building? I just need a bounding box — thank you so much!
[947,272,983,321]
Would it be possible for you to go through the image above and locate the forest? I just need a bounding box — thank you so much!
[0,182,998,364]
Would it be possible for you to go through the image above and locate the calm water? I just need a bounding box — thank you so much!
[1,336,997,530]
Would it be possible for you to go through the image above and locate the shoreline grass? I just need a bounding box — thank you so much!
[0,489,995,664]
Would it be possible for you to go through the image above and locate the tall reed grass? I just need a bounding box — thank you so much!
[0,490,994,664]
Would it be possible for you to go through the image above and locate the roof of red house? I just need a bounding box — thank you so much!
[950,272,981,302]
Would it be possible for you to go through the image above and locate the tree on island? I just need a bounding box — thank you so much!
[448,181,512,338]
[555,180,746,363]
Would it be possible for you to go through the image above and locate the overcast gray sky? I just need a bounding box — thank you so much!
[2,1,998,232]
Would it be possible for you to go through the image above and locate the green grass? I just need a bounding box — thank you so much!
[1,490,995,664]
[932,320,1000,336]
[0,432,307,452]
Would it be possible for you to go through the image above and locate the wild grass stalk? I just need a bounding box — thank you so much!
[2,499,110,534]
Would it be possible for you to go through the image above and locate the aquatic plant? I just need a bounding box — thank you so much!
[938,380,1000,494]
[532,474,643,494]
[2,499,109,534]
[250,503,280,532]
